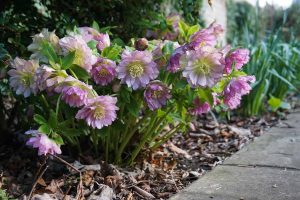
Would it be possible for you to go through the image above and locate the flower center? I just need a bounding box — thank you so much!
[73,49,84,66]
[94,105,105,119]
[151,90,162,98]
[193,58,212,75]
[98,67,109,77]
[21,73,32,87]
[128,62,144,78]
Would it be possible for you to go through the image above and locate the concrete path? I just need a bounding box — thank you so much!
[170,110,300,200]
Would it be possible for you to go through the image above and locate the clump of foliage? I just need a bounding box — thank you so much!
[7,21,254,165]
[0,0,204,57]
[226,0,300,115]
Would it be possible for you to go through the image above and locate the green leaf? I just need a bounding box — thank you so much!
[268,96,291,111]
[70,65,90,81]
[101,44,122,60]
[41,43,58,62]
[38,124,52,134]
[34,114,47,125]
[48,110,58,128]
[113,38,125,47]
[187,25,200,37]
[174,79,188,90]
[268,96,282,111]
[127,98,140,117]
[52,134,64,145]
[87,40,98,50]
[92,21,100,32]
[61,51,75,70]
[268,69,297,91]
[162,42,174,55]
[196,88,214,106]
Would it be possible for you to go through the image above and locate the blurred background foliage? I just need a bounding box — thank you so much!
[0,0,204,57]
[227,0,300,116]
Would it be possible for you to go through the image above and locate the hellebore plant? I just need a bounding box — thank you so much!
[8,21,255,165]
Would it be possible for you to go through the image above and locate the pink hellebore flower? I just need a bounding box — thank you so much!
[181,47,224,88]
[28,29,60,62]
[91,58,117,86]
[117,50,159,90]
[225,48,250,74]
[144,81,171,110]
[25,130,61,156]
[189,22,224,49]
[190,97,210,115]
[55,76,95,107]
[59,35,97,72]
[78,27,110,51]
[8,57,39,97]
[223,76,256,109]
[76,96,119,129]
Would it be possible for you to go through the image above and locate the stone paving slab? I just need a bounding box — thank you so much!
[170,111,300,200]
[170,165,300,200]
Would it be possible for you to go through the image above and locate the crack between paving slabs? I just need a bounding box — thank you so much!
[222,163,300,171]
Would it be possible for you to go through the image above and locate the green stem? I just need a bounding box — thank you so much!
[127,107,173,165]
[55,93,62,117]
[69,69,78,79]
[41,94,50,108]
[150,124,183,150]
[115,112,150,164]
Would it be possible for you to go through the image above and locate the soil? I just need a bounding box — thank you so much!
[0,109,291,200]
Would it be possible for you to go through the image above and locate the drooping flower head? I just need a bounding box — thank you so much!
[76,96,119,129]
[55,76,95,107]
[8,57,39,97]
[25,130,61,155]
[78,27,110,51]
[91,58,116,86]
[181,47,224,88]
[223,75,255,109]
[59,35,97,72]
[96,33,110,51]
[78,27,100,42]
[35,65,55,91]
[189,22,223,49]
[144,81,171,110]
[28,29,60,62]
[167,44,189,73]
[225,48,250,74]
[190,97,210,115]
[117,50,159,90]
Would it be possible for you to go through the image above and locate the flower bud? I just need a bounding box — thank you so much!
[135,38,148,51]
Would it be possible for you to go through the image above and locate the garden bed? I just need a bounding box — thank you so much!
[0,110,288,200]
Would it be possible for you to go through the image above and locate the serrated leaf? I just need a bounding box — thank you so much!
[48,110,58,128]
[127,98,140,117]
[92,21,100,32]
[87,40,98,50]
[70,65,90,81]
[101,44,122,60]
[34,114,47,125]
[61,51,75,70]
[41,43,58,63]
[38,124,51,134]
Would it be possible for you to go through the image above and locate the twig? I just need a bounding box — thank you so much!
[132,185,155,199]
[170,169,179,192]
[51,154,80,173]
[28,165,49,200]
[51,154,83,200]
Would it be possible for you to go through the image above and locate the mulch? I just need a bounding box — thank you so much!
[0,110,289,200]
